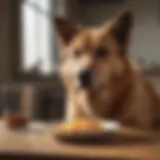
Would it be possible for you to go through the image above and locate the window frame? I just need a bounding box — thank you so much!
[10,0,59,82]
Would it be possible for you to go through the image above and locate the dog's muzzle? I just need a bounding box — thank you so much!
[78,69,92,89]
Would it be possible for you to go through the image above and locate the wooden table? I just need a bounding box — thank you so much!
[0,120,159,160]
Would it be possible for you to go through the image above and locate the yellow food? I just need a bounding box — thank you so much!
[57,118,103,133]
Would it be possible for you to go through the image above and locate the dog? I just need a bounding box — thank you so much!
[55,11,160,130]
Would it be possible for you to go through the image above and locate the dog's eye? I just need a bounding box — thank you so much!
[73,50,81,58]
[94,46,107,59]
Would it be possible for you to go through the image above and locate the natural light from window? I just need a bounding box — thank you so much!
[21,0,54,75]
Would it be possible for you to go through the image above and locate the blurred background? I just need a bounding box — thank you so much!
[0,0,160,121]
[0,1,159,159]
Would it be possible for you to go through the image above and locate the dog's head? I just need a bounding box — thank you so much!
[55,11,133,91]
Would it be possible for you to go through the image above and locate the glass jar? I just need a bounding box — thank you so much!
[3,84,34,129]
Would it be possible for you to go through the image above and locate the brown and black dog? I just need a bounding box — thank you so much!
[55,11,160,130]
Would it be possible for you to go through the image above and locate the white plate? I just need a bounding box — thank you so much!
[55,120,120,142]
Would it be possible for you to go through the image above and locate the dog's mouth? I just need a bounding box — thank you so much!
[76,77,108,92]
[76,78,92,90]
[75,69,108,91]
[76,69,93,90]
[76,77,105,91]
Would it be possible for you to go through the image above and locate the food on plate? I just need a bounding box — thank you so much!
[56,118,104,133]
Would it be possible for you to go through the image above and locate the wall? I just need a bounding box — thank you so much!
[0,0,11,83]
[129,0,160,68]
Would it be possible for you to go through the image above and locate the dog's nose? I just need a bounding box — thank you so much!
[78,69,92,88]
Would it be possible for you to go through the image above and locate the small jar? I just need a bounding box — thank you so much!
[3,84,34,129]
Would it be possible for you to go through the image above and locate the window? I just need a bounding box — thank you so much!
[21,0,57,76]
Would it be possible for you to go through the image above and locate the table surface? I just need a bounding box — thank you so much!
[0,120,159,160]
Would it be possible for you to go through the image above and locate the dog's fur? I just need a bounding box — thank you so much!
[55,11,160,130]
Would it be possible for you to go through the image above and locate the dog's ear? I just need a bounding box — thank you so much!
[54,17,80,44]
[111,11,133,47]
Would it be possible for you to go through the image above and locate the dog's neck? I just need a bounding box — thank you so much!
[86,69,134,119]
[107,77,133,119]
